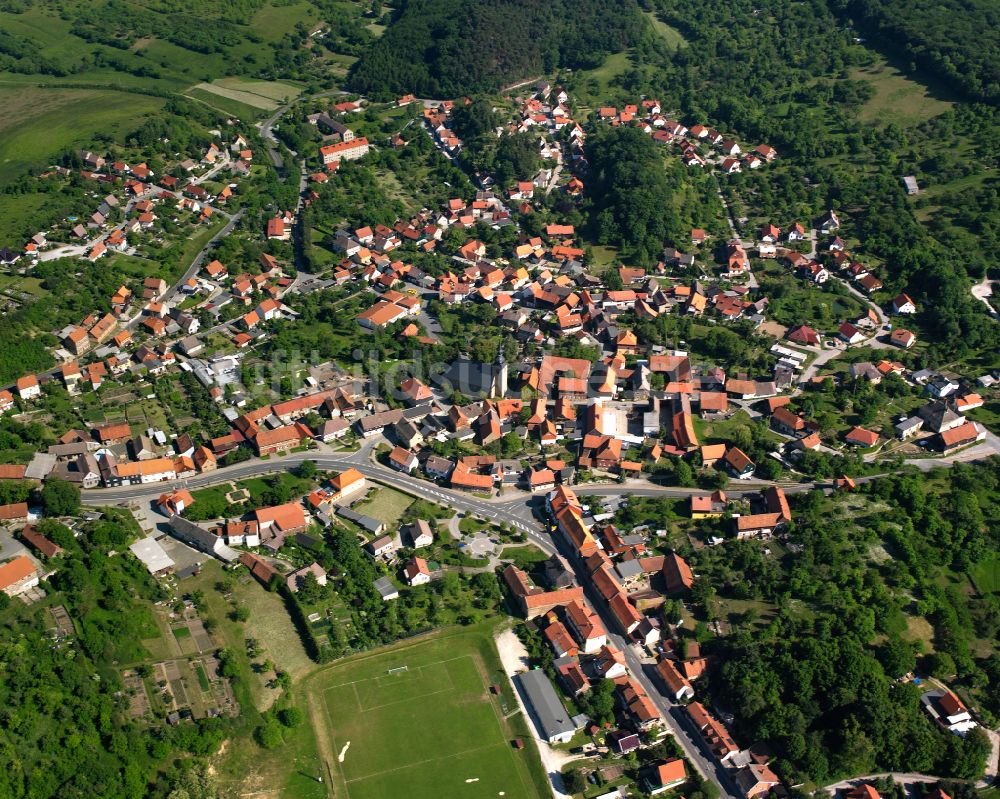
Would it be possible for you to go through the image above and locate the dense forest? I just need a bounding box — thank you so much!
[832,0,1000,105]
[584,126,723,265]
[348,0,644,99]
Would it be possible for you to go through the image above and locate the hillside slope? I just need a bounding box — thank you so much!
[348,0,644,99]
[832,0,1000,104]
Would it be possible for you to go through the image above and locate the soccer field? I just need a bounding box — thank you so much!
[305,627,549,799]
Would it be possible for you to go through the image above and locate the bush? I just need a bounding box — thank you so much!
[38,478,80,517]
[255,718,284,749]
[278,707,304,728]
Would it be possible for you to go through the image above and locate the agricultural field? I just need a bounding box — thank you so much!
[304,625,548,799]
[0,86,165,182]
[188,78,303,115]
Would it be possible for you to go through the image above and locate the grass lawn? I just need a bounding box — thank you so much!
[238,577,314,680]
[701,410,782,446]
[191,485,231,507]
[184,561,313,707]
[250,1,319,41]
[644,10,687,51]
[586,51,630,90]
[237,472,315,506]
[0,273,47,299]
[758,265,866,330]
[216,680,328,799]
[851,59,953,126]
[122,398,170,432]
[168,217,227,280]
[354,487,414,528]
[967,401,1000,433]
[140,612,181,661]
[0,195,52,249]
[195,662,211,691]
[903,614,936,653]
[589,245,621,273]
[969,554,1000,595]
[213,77,303,102]
[501,544,548,570]
[303,625,549,799]
[0,86,165,182]
[714,597,779,632]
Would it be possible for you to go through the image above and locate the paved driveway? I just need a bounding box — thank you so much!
[0,529,29,562]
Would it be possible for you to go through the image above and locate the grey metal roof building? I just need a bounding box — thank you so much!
[129,536,175,575]
[336,506,385,535]
[168,516,239,562]
[515,669,577,743]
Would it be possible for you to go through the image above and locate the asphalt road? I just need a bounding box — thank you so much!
[83,440,541,534]
[131,208,245,329]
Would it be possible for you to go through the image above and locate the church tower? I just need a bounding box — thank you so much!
[492,351,508,398]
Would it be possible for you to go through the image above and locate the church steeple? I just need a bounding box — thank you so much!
[492,351,508,398]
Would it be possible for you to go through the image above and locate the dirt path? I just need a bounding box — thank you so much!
[972,277,1000,319]
[304,685,338,796]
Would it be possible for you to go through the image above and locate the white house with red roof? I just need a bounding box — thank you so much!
[892,293,917,314]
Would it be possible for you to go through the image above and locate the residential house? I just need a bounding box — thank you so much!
[403,556,431,586]
[690,490,727,518]
[845,426,879,448]
[158,489,195,516]
[405,519,434,548]
[939,421,986,453]
[254,502,308,548]
[890,328,916,349]
[388,446,418,473]
[655,658,694,701]
[927,690,978,735]
[735,763,781,799]
[643,759,687,796]
[16,375,41,401]
[366,535,396,558]
[564,600,608,653]
[330,468,367,502]
[0,556,39,597]
[892,294,917,314]
[724,447,755,479]
[687,701,739,762]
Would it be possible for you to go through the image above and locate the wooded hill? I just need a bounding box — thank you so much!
[348,0,644,99]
